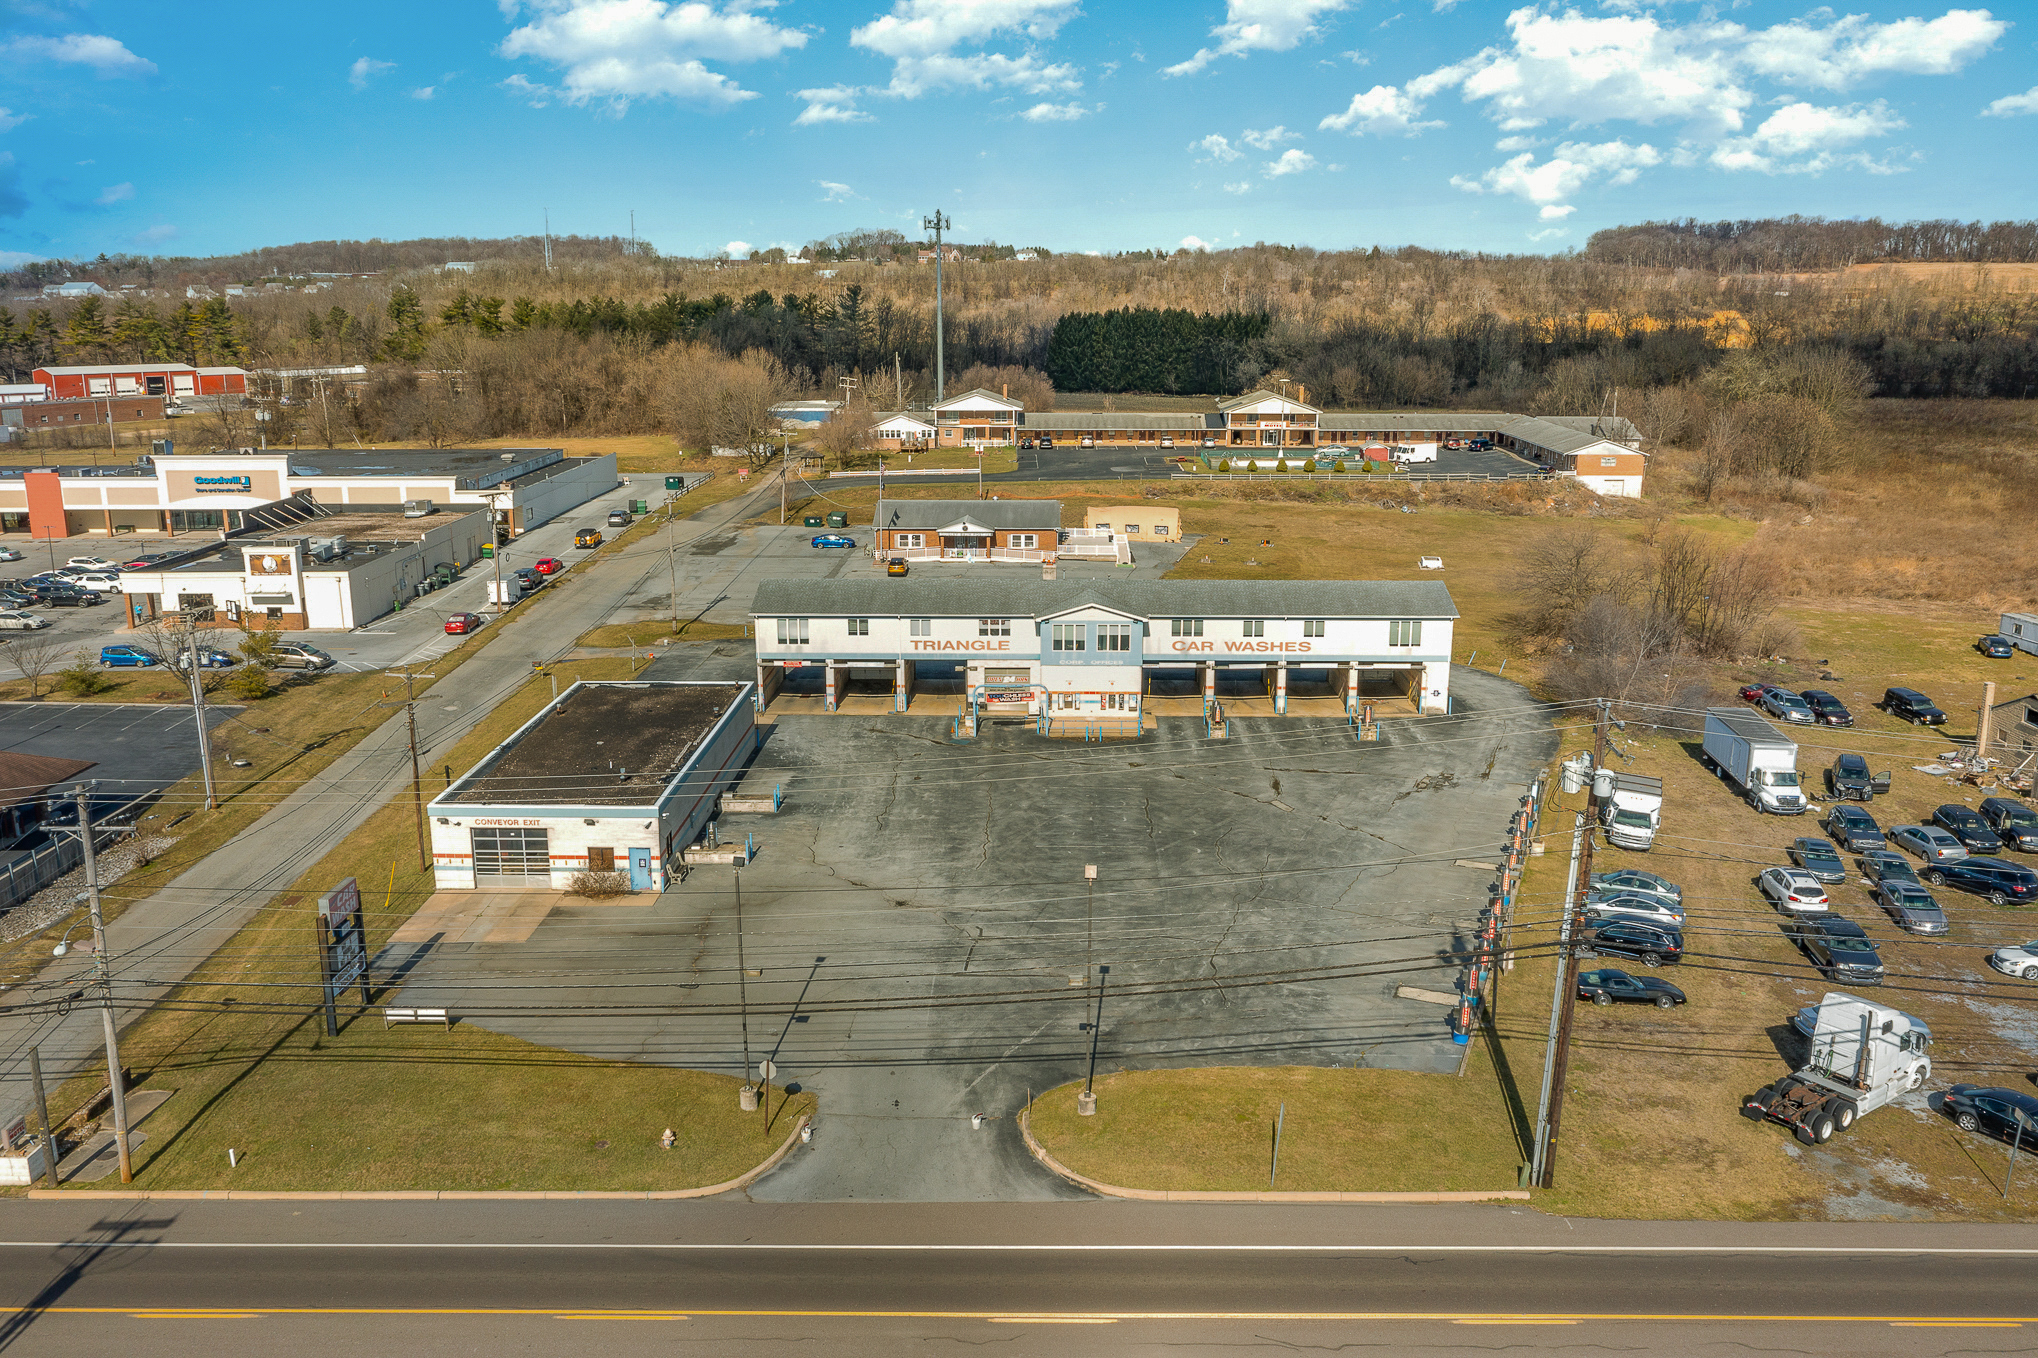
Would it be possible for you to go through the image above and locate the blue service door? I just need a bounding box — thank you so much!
[629,847,652,889]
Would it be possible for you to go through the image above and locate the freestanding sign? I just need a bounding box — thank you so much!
[316,877,371,1037]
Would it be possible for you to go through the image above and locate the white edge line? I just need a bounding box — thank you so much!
[1,1243,2037,1254]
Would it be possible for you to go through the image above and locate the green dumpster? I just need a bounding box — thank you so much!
[630,499,648,514]
[664,475,684,491]
[826,511,849,529]
[803,515,824,528]
[479,543,494,558]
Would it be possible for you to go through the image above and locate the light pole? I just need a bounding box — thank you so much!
[923,211,950,401]
[1077,965,1109,1117]
[53,783,132,1182]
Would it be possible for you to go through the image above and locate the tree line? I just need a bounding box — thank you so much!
[1586,217,2038,272]
[1044,309,1272,394]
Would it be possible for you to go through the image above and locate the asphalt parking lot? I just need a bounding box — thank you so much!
[0,700,236,807]
[390,653,1555,1200]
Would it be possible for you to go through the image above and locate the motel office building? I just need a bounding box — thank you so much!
[750,579,1457,718]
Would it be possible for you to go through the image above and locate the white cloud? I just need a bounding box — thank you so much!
[794,85,872,124]
[1451,138,1662,205]
[1241,124,1298,148]
[5,33,155,77]
[724,239,753,256]
[411,86,437,100]
[501,73,558,105]
[134,224,177,245]
[818,180,855,201]
[1983,85,2038,117]
[1223,180,1251,194]
[1539,204,1574,220]
[1709,99,1905,173]
[852,0,1082,103]
[1180,235,1214,250]
[0,250,51,268]
[1192,133,1243,162]
[1432,0,1460,10]
[1741,9,2006,90]
[1263,147,1317,176]
[1021,100,1092,120]
[0,108,28,134]
[499,0,809,110]
[349,56,395,89]
[95,182,134,206]
[1318,83,1443,135]
[1165,0,1352,77]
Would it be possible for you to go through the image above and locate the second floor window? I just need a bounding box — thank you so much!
[1303,619,1325,637]
[1389,619,1423,647]
[1098,624,1131,652]
[910,618,931,636]
[1052,624,1086,652]
[979,618,1010,637]
[1171,618,1203,637]
[776,618,809,646]
[847,618,869,636]
[1242,619,1265,638]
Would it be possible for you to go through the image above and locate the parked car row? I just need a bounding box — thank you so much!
[1580,868,1688,968]
[1739,682,1948,727]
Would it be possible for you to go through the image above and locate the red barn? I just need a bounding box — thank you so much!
[32,363,249,400]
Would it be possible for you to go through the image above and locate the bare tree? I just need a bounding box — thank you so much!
[3,633,65,698]
[668,350,792,468]
[1688,410,1740,503]
[811,393,877,457]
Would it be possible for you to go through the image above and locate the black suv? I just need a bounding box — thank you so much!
[1800,689,1854,726]
[1881,687,1947,725]
[1826,754,1875,801]
[31,583,103,607]
[1980,797,2038,853]
[1785,915,1884,984]
[1580,919,1682,967]
[1826,804,1886,852]
[1933,804,2003,853]
[1920,855,2038,905]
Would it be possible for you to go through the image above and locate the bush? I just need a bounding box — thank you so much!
[56,653,115,697]
[238,631,280,665]
[569,870,633,899]
[1216,459,1231,473]
[224,665,274,701]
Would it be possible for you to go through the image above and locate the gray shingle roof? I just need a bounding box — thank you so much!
[750,578,1457,620]
[874,498,1062,531]
[1317,413,1509,433]
[1022,413,1217,431]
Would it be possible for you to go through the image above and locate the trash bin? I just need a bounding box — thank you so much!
[826,511,849,529]
[479,543,494,558]
[664,475,684,491]
[631,499,648,514]
[803,515,824,528]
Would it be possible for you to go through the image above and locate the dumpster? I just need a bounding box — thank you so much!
[826,511,849,529]
[803,515,824,528]
[630,499,648,514]
[664,475,684,491]
[479,543,494,558]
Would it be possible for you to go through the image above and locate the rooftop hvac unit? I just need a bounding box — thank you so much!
[307,535,347,562]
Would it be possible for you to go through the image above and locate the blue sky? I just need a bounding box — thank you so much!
[3,0,2036,266]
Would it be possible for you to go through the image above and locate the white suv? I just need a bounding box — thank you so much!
[1758,866,1830,913]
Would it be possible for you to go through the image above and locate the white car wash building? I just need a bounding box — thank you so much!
[428,680,756,893]
[750,578,1457,719]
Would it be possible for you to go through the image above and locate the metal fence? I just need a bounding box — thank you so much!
[0,802,144,912]
[1169,470,1556,484]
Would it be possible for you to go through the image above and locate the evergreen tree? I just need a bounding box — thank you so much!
[383,286,427,360]
[112,296,169,361]
[509,297,538,331]
[61,297,115,362]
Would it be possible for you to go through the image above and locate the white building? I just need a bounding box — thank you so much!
[751,578,1457,719]
[428,680,757,892]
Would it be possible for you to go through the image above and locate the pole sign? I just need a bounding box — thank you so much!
[316,877,371,1037]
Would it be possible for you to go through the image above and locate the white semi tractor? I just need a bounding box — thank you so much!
[1598,771,1664,851]
[1743,992,1932,1144]
[1702,707,1807,814]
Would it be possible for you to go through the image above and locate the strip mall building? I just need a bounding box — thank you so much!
[871,388,1647,497]
[750,578,1457,720]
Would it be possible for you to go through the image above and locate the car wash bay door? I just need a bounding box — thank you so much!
[471,826,552,885]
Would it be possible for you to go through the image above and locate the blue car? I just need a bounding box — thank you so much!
[98,645,162,668]
[810,534,857,549]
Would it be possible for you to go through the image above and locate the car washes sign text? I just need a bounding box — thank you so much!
[1171,640,1314,653]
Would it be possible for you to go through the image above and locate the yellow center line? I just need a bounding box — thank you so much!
[1891,1322,2025,1328]
[988,1317,1119,1324]
[553,1314,690,1321]
[1454,1319,1580,1325]
[39,1308,2038,1324]
[129,1313,259,1320]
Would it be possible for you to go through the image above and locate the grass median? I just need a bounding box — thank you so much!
[40,653,813,1193]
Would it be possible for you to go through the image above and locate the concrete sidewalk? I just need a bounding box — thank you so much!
[0,471,790,1133]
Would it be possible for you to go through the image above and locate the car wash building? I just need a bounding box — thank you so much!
[427,680,756,893]
[750,578,1456,721]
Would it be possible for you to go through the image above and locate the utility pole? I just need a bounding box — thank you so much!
[183,617,217,811]
[481,489,510,613]
[381,669,435,872]
[735,867,754,1108]
[923,211,950,400]
[29,1046,59,1189]
[543,210,553,271]
[76,785,133,1184]
[1077,965,1109,1116]
[1536,700,1609,1189]
[666,492,682,632]
[1084,864,1097,980]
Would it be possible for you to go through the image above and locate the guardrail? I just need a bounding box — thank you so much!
[1169,470,1556,483]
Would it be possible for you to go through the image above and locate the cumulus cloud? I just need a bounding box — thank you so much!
[95,182,134,206]
[852,0,1080,101]
[349,56,395,89]
[5,33,155,77]
[723,239,753,256]
[0,108,28,134]
[1983,85,2038,117]
[1192,133,1243,162]
[1223,180,1251,194]
[818,180,855,201]
[411,86,436,100]
[1264,147,1317,176]
[499,0,809,110]
[1327,5,2001,213]
[1180,235,1214,251]
[1241,125,1298,148]
[1166,0,1351,77]
[1021,100,1092,120]
[793,85,872,124]
[501,73,557,105]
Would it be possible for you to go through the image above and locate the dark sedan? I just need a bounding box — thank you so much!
[1826,804,1886,852]
[1788,836,1849,884]
[1943,1085,2038,1144]
[1580,919,1682,967]
[1920,855,2038,905]
[1933,804,2003,854]
[1800,689,1854,726]
[1873,880,1948,935]
[1980,797,2038,853]
[1859,848,1922,888]
[1785,915,1884,984]
[1977,635,2016,658]
[1577,968,1686,1009]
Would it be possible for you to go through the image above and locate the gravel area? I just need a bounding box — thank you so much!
[1,835,179,943]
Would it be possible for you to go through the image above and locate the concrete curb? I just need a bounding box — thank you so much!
[26,1115,809,1201]
[1018,1109,1528,1205]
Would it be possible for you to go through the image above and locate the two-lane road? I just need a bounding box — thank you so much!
[2,1201,2035,1356]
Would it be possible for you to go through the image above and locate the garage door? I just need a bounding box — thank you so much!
[471,827,551,884]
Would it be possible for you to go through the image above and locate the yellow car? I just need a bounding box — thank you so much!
[886,557,909,577]
[573,528,603,549]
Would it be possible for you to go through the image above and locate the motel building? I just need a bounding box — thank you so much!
[750,578,1456,732]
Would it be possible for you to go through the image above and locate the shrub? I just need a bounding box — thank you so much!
[238,630,280,665]
[570,870,633,899]
[1216,459,1231,473]
[1274,459,1289,474]
[56,653,115,697]
[224,665,274,701]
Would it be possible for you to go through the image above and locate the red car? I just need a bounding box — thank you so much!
[533,557,565,575]
[1739,683,1767,702]
[444,612,482,634]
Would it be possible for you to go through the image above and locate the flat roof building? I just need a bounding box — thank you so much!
[427,680,756,893]
[33,363,249,401]
[751,577,1457,728]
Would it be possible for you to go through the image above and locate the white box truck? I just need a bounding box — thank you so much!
[1702,707,1807,814]
[1595,770,1664,851]
[1390,441,1439,464]
[1743,992,1931,1144]
[2000,611,2038,657]
[487,577,523,605]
